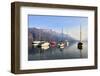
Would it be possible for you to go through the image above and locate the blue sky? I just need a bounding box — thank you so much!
[28,15,88,40]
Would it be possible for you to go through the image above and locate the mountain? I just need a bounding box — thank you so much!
[28,27,77,47]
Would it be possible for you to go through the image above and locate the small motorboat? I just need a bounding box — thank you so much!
[38,41,50,50]
[41,42,50,47]
[50,41,56,48]
[41,45,49,50]
[32,41,41,47]
[58,41,65,48]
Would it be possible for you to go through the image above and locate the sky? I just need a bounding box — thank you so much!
[28,15,88,41]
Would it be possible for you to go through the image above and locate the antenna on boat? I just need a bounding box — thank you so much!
[77,24,83,50]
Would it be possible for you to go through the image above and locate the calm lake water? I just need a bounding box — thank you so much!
[28,42,88,61]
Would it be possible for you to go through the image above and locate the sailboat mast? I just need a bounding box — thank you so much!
[39,28,41,40]
[77,24,83,50]
[62,26,63,41]
[80,25,82,42]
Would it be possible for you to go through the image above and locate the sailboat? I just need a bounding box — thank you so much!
[65,30,69,47]
[32,29,49,49]
[37,29,50,49]
[32,29,42,47]
[77,25,83,50]
[57,27,65,48]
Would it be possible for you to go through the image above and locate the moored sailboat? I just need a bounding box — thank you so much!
[32,28,50,49]
[77,25,83,50]
[57,27,65,48]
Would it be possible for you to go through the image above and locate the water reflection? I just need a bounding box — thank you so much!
[79,49,83,58]
[28,42,88,60]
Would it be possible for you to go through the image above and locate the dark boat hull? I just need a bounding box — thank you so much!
[78,42,83,50]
